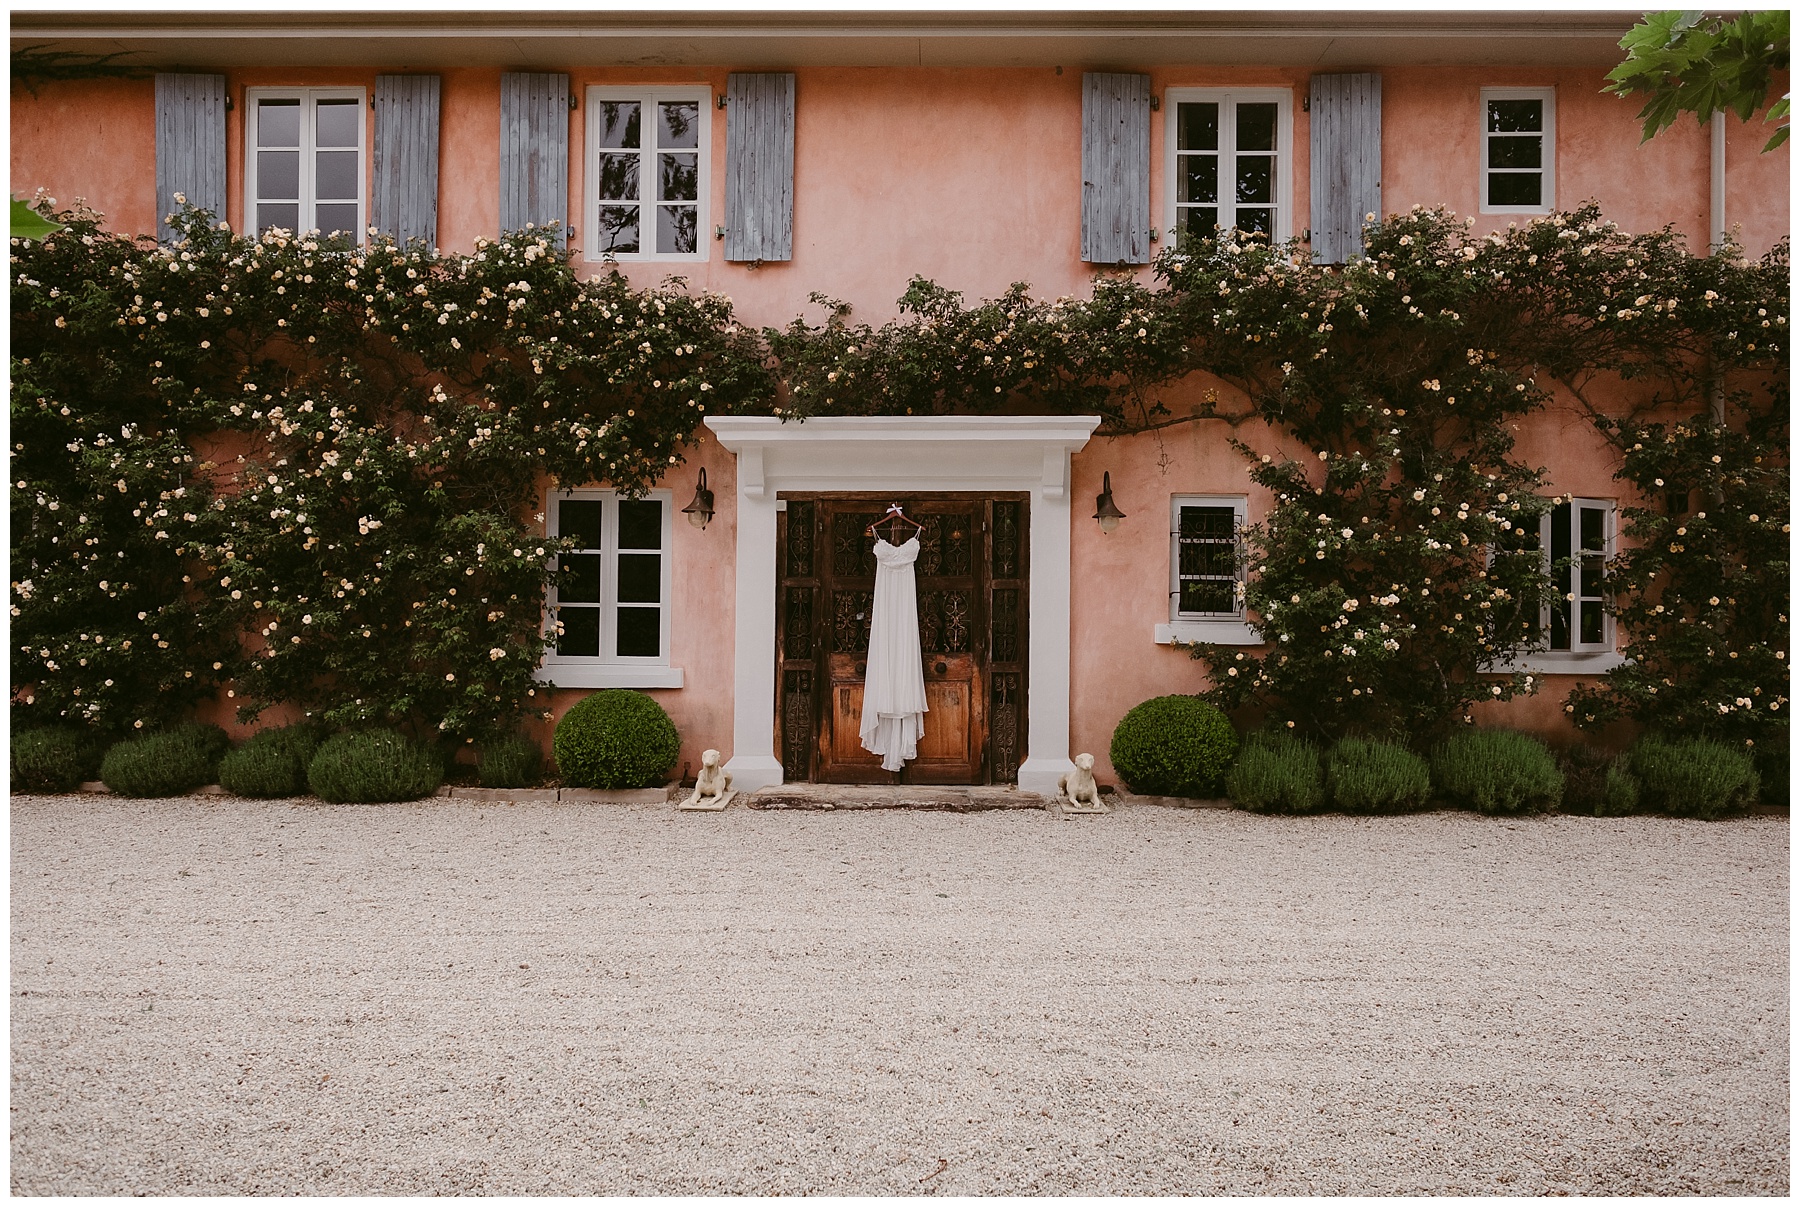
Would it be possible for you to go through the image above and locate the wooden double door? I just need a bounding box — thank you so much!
[775,494,1029,784]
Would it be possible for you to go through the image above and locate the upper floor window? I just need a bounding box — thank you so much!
[585,87,710,262]
[1481,87,1555,214]
[1166,88,1292,243]
[536,490,683,689]
[245,87,366,239]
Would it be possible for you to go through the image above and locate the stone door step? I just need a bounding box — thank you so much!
[747,784,1047,812]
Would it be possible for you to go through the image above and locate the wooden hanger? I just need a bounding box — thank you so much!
[866,502,924,544]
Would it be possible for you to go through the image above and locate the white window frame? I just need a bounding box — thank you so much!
[244,86,367,241]
[534,488,684,689]
[1163,87,1294,245]
[1479,87,1556,216]
[1493,496,1625,674]
[1155,495,1260,646]
[583,86,712,264]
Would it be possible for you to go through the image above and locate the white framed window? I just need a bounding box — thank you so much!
[1492,497,1624,674]
[1155,495,1260,646]
[1165,88,1293,243]
[245,87,366,239]
[534,489,684,689]
[584,87,711,262]
[1480,87,1555,214]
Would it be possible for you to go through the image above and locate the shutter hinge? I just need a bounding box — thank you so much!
[1150,95,1160,111]
[716,94,728,109]
[569,94,577,111]
[368,96,375,109]
[714,225,726,241]
[1302,96,1310,112]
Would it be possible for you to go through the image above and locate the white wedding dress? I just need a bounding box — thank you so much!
[860,536,929,772]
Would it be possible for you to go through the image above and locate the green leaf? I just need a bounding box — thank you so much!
[10,197,64,241]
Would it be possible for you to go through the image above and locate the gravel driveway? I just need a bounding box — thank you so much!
[10,796,1788,1195]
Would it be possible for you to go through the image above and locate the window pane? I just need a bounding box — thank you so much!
[1236,103,1277,152]
[559,553,604,604]
[557,606,600,658]
[1235,155,1273,204]
[597,153,640,202]
[256,202,299,234]
[315,203,358,237]
[1579,507,1605,553]
[618,499,663,549]
[1580,601,1605,646]
[1236,208,1273,236]
[1488,172,1542,208]
[617,553,661,603]
[257,99,300,148]
[658,100,700,149]
[596,101,641,149]
[315,149,358,200]
[257,150,299,200]
[1549,503,1572,651]
[1487,135,1541,169]
[659,153,698,202]
[1182,207,1219,239]
[1180,507,1236,538]
[616,606,660,657]
[557,499,603,549]
[596,206,641,254]
[1488,99,1542,133]
[1177,102,1218,151]
[657,205,698,254]
[314,99,360,148]
[1580,554,1605,599]
[1178,155,1218,204]
[1181,581,1235,614]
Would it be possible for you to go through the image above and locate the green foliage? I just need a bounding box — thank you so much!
[11,203,774,739]
[1430,729,1564,814]
[217,723,322,798]
[1617,734,1761,819]
[10,725,105,791]
[1604,10,1790,151]
[1602,762,1642,816]
[1325,738,1433,813]
[1108,695,1239,797]
[305,730,444,803]
[99,723,229,797]
[1224,732,1325,813]
[553,690,680,789]
[477,732,543,789]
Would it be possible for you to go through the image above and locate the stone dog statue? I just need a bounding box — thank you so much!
[679,748,735,811]
[1057,752,1108,814]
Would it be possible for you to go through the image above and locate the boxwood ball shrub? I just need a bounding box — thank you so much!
[306,730,444,803]
[478,733,543,789]
[11,726,107,792]
[1109,695,1239,798]
[1225,732,1325,814]
[1430,729,1564,815]
[218,724,324,799]
[99,723,231,798]
[1325,738,1433,813]
[1616,736,1761,820]
[554,690,681,790]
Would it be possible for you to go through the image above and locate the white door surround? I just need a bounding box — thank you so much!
[706,415,1102,796]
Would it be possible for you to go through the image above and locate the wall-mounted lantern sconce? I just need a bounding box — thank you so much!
[1094,471,1126,535]
[681,467,715,530]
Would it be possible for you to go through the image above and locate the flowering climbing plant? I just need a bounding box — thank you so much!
[11,201,773,738]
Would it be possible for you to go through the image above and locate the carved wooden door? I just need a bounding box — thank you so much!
[775,494,1027,784]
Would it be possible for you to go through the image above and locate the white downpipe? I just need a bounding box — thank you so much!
[1710,109,1727,253]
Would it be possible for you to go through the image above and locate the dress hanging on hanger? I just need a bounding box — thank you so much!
[860,506,928,773]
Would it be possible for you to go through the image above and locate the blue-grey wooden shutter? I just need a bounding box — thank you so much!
[1080,72,1150,264]
[500,71,569,245]
[373,74,441,246]
[153,73,226,244]
[1309,73,1382,264]
[724,72,795,262]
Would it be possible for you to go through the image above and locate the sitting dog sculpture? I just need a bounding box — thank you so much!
[1057,752,1107,813]
[679,748,735,811]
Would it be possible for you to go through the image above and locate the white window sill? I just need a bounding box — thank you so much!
[1490,651,1629,675]
[1156,619,1263,646]
[533,663,685,689]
